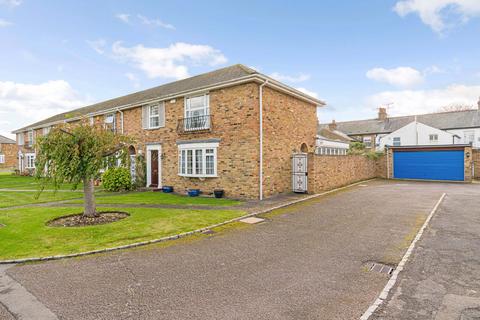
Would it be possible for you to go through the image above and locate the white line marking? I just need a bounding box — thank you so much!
[359,192,446,320]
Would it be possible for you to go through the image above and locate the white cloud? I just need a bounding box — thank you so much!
[366,67,424,88]
[0,0,22,7]
[0,19,12,27]
[296,87,319,99]
[137,14,175,30]
[367,83,480,115]
[111,41,228,80]
[86,38,107,55]
[394,0,480,33]
[125,73,140,88]
[424,65,444,74]
[270,72,310,83]
[0,80,89,136]
[115,13,131,24]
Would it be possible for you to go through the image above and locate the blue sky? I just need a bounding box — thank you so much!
[1,0,480,138]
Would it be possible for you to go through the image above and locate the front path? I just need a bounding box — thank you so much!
[4,180,451,320]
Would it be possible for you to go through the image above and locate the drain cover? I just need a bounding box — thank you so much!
[239,217,265,224]
[366,262,394,275]
[461,307,480,320]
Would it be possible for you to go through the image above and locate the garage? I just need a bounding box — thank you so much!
[392,145,469,182]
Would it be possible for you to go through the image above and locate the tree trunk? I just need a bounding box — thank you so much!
[83,177,97,217]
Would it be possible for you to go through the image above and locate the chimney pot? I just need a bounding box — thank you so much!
[329,120,337,130]
[378,107,388,120]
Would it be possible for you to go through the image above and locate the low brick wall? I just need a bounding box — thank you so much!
[473,149,480,179]
[309,154,378,193]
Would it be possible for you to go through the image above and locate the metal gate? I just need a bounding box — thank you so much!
[292,153,308,193]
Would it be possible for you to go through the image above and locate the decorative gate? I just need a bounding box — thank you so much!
[292,153,308,193]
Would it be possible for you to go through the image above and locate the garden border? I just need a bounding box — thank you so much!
[0,178,376,264]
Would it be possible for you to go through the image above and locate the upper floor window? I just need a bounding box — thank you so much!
[464,130,475,144]
[27,130,34,146]
[363,136,372,148]
[184,94,210,130]
[393,137,401,146]
[17,133,24,146]
[429,134,438,143]
[142,103,165,129]
[43,126,51,135]
[104,113,116,132]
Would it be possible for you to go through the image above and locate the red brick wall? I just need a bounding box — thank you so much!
[0,143,17,170]
[473,149,480,179]
[310,154,378,193]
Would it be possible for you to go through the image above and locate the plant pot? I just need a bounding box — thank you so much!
[214,189,224,198]
[188,189,200,197]
[162,186,174,193]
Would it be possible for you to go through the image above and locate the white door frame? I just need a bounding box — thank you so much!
[146,144,162,187]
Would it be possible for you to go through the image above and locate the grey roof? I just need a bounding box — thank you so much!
[14,64,323,133]
[317,128,353,143]
[322,110,480,135]
[0,135,15,144]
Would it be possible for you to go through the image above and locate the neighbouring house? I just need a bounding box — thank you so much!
[13,64,325,199]
[316,120,352,155]
[324,103,480,151]
[0,135,17,170]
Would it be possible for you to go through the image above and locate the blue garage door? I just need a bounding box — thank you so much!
[393,150,464,181]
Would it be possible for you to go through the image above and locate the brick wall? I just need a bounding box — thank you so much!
[262,86,318,197]
[473,149,480,179]
[309,154,378,193]
[0,143,17,170]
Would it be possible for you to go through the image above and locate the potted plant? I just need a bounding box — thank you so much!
[214,189,224,198]
[188,189,200,197]
[162,186,174,193]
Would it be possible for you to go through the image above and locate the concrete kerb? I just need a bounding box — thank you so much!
[359,192,446,320]
[0,178,376,265]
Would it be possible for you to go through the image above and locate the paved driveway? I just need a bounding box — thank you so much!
[2,180,466,319]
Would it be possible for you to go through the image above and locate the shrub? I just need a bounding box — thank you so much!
[102,167,133,192]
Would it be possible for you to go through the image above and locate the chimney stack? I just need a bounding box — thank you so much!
[329,119,337,131]
[378,107,388,120]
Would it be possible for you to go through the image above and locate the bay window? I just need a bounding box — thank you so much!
[178,142,217,177]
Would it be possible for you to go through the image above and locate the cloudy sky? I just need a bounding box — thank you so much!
[1,0,480,138]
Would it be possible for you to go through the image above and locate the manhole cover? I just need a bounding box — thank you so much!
[239,217,265,224]
[461,307,480,320]
[364,262,394,275]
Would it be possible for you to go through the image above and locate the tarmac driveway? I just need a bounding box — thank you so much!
[3,180,457,319]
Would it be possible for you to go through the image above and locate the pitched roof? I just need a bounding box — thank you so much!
[317,127,353,143]
[0,135,15,144]
[324,109,480,135]
[14,64,324,133]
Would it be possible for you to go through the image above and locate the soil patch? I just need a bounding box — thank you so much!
[47,211,129,227]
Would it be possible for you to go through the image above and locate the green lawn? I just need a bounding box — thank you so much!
[68,191,241,206]
[0,172,91,191]
[0,206,245,260]
[0,191,88,208]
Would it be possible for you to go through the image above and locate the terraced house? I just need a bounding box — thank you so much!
[0,135,17,170]
[13,64,324,199]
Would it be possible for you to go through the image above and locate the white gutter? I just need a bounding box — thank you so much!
[259,79,268,200]
[13,74,325,134]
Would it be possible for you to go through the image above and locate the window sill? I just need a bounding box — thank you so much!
[178,174,217,178]
[145,126,165,130]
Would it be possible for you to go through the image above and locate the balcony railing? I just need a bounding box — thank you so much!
[177,115,212,134]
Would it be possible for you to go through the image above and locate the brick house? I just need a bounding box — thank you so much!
[13,64,324,199]
[0,135,17,170]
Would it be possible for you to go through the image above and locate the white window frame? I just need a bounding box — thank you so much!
[429,134,438,143]
[184,94,210,131]
[178,142,218,178]
[27,130,34,146]
[363,136,372,148]
[464,130,475,144]
[392,137,401,146]
[0,154,4,164]
[104,113,116,132]
[17,133,24,146]
[25,153,36,169]
[43,126,51,135]
[149,104,161,129]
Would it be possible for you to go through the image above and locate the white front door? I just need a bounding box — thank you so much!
[146,145,162,188]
